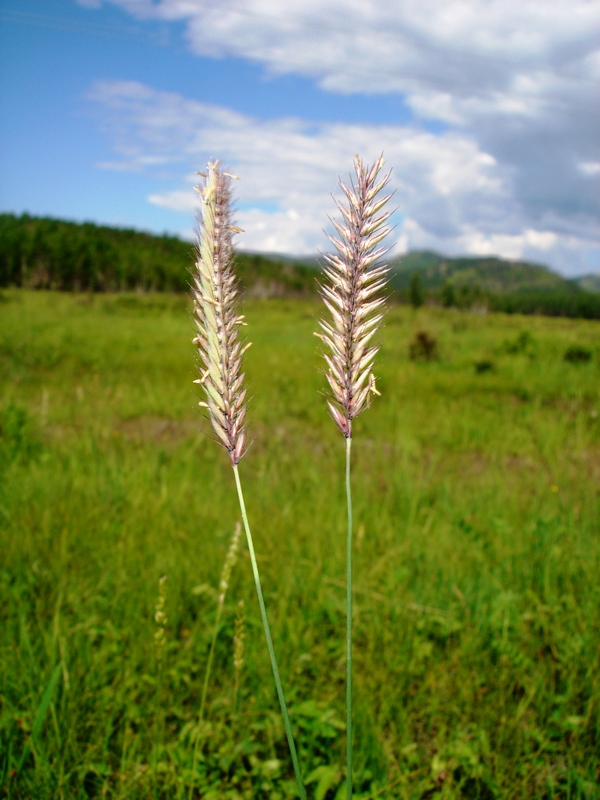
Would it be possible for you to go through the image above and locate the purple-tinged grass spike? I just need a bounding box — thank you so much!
[316,155,392,440]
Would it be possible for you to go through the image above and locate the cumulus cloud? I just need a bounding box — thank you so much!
[89,1,599,104]
[88,81,502,245]
[87,79,597,267]
[579,161,600,177]
[84,0,600,271]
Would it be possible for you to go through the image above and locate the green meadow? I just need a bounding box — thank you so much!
[1,289,599,799]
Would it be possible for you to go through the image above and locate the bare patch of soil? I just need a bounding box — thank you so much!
[116,416,199,444]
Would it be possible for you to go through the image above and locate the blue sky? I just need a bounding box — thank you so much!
[1,0,599,274]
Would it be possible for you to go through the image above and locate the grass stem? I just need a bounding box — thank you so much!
[189,603,223,799]
[199,607,222,723]
[232,464,307,800]
[346,435,353,800]
[154,659,162,800]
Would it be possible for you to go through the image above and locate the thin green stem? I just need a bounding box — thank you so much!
[345,435,353,800]
[233,464,307,800]
[154,659,162,800]
[189,602,223,799]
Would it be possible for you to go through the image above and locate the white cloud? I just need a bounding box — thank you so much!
[88,79,599,270]
[89,80,510,249]
[579,161,600,177]
[397,219,565,263]
[147,190,194,212]
[458,228,558,260]
[85,0,600,272]
[98,1,599,100]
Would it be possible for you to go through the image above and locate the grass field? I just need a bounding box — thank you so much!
[1,289,599,799]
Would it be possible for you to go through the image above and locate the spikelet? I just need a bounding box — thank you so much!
[316,155,392,438]
[154,575,168,661]
[218,521,242,607]
[192,161,249,465]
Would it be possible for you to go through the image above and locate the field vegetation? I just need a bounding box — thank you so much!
[1,290,599,799]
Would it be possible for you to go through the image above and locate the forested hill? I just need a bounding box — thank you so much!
[390,250,571,293]
[574,273,600,293]
[390,250,600,319]
[0,213,316,295]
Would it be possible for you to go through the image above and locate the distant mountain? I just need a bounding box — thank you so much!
[389,249,600,318]
[390,250,575,295]
[241,250,321,271]
[572,273,600,294]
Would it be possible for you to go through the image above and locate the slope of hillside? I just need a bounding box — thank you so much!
[573,273,600,294]
[390,251,573,294]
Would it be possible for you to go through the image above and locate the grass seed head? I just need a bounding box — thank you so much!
[154,575,168,659]
[192,161,249,465]
[233,598,246,703]
[316,155,392,438]
[233,598,246,675]
[218,521,242,606]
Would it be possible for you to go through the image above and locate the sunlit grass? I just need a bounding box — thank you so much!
[0,289,599,799]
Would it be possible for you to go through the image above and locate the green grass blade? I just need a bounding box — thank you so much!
[16,662,62,775]
[233,464,307,800]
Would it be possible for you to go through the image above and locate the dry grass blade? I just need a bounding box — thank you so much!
[316,155,392,438]
[192,161,249,465]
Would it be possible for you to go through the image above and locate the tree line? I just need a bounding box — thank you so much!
[402,271,600,320]
[0,213,316,295]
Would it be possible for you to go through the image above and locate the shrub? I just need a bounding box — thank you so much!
[564,346,592,363]
[474,359,495,374]
[502,330,535,355]
[410,331,438,361]
[441,281,456,308]
[409,272,425,308]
